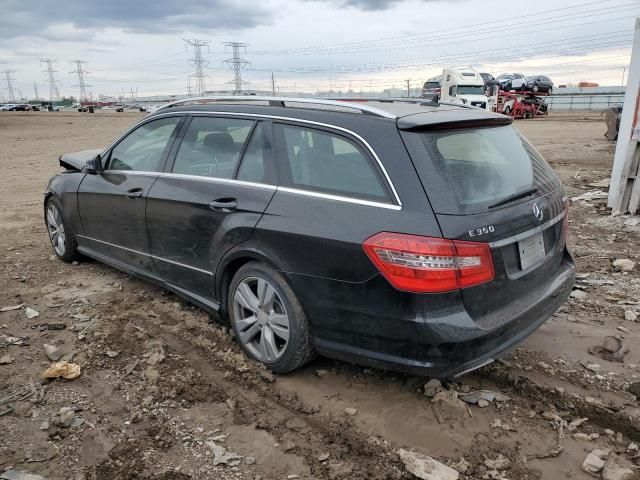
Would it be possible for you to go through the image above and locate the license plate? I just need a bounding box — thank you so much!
[518,232,545,270]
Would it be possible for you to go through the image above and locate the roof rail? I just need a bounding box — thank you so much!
[154,96,396,118]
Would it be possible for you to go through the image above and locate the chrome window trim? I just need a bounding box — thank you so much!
[278,187,402,210]
[489,210,566,248]
[101,110,403,208]
[77,235,213,276]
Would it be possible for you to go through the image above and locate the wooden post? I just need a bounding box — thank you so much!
[608,17,640,213]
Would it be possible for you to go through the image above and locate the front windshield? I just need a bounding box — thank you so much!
[457,85,485,95]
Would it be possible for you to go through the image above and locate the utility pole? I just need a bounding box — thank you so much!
[222,42,250,94]
[129,87,137,102]
[622,66,627,86]
[33,81,39,100]
[3,71,16,102]
[184,39,210,96]
[405,78,411,98]
[69,60,90,102]
[41,58,60,102]
[271,72,276,96]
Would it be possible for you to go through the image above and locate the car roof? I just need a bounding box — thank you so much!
[146,96,510,130]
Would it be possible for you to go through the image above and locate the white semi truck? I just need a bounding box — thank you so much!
[439,68,493,111]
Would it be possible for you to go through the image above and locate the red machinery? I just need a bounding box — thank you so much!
[494,91,549,119]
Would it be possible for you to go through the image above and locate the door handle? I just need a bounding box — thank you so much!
[126,188,143,199]
[209,198,238,213]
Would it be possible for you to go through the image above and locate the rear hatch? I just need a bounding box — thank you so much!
[399,113,567,328]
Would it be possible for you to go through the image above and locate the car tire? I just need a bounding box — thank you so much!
[504,106,512,116]
[45,198,79,263]
[228,262,315,374]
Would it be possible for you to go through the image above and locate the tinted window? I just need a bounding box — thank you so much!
[279,124,388,201]
[173,117,254,178]
[236,123,266,183]
[401,125,560,214]
[108,117,181,172]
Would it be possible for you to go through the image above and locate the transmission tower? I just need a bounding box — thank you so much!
[3,71,16,102]
[70,60,90,101]
[33,82,39,100]
[184,39,210,96]
[222,42,250,94]
[41,58,60,101]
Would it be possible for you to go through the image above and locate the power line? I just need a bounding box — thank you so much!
[41,58,60,101]
[70,60,90,102]
[3,71,16,102]
[223,42,250,93]
[184,39,210,95]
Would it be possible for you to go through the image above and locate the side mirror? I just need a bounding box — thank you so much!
[85,154,102,174]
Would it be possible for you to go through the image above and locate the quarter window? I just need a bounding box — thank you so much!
[236,123,266,183]
[108,117,181,172]
[172,117,254,179]
[279,124,388,201]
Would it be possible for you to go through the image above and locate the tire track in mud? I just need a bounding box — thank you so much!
[118,298,405,480]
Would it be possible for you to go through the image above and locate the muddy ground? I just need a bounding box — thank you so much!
[1,110,640,480]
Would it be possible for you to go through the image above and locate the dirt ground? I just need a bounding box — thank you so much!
[1,110,640,480]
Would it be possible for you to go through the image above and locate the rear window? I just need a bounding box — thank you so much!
[401,125,560,214]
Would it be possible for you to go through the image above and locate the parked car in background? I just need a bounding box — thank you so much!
[0,104,14,111]
[44,96,574,377]
[7,104,31,111]
[479,72,498,88]
[496,73,526,91]
[525,75,554,93]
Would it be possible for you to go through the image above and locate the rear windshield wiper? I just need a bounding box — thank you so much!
[488,187,538,209]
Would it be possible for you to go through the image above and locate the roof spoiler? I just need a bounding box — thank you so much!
[397,111,512,131]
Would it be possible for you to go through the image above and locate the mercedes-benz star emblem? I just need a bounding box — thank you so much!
[532,203,544,222]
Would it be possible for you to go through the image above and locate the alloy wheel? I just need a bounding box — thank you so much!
[46,204,66,256]
[232,276,290,362]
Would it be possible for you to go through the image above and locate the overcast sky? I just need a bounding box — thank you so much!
[0,0,637,100]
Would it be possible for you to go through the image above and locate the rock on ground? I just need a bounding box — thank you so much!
[397,449,459,480]
[602,458,635,480]
[613,259,635,271]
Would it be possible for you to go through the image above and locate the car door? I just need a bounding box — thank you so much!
[513,74,526,90]
[145,115,276,300]
[77,115,184,273]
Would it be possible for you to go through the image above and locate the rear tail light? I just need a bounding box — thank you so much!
[363,232,494,293]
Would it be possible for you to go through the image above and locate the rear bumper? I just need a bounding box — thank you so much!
[290,249,575,378]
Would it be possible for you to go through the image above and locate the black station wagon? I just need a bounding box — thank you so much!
[44,97,575,377]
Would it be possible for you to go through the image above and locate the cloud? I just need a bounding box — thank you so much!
[306,0,441,11]
[0,0,275,40]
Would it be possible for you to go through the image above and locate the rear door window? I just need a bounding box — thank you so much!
[172,116,255,179]
[401,125,560,214]
[277,124,389,201]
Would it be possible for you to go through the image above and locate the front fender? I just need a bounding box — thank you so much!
[44,172,86,237]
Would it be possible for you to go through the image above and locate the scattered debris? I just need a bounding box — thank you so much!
[145,349,165,365]
[344,407,357,416]
[397,449,459,480]
[484,454,510,470]
[628,382,640,398]
[570,289,588,300]
[0,304,24,312]
[613,259,635,272]
[105,350,119,358]
[423,379,442,397]
[206,441,242,466]
[617,325,632,334]
[582,449,610,475]
[460,390,509,405]
[450,457,470,474]
[0,470,46,480]
[0,354,14,365]
[315,369,329,377]
[624,310,638,321]
[431,391,469,421]
[25,307,39,319]
[602,457,634,480]
[590,336,629,362]
[43,344,63,362]
[42,361,81,380]
[567,418,589,432]
[318,453,330,462]
[490,419,515,431]
[571,190,608,202]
